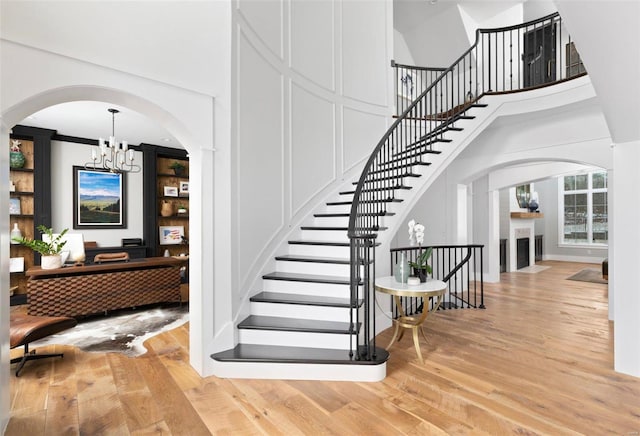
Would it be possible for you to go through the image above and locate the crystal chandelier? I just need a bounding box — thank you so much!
[85,108,141,173]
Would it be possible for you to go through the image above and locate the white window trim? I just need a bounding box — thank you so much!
[557,172,609,246]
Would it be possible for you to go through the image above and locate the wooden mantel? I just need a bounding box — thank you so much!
[511,212,544,219]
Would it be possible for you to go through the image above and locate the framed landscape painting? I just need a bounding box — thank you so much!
[73,166,126,229]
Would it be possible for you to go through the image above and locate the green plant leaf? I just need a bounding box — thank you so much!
[13,225,69,256]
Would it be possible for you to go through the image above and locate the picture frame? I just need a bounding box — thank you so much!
[9,198,21,215]
[164,186,179,197]
[73,166,126,229]
[179,181,189,196]
[398,71,417,100]
[159,225,184,245]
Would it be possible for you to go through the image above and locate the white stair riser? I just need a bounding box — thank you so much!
[300,229,349,241]
[275,260,352,276]
[210,360,386,382]
[250,302,353,322]
[323,204,351,214]
[238,329,352,349]
[263,279,351,298]
[261,285,364,301]
[313,216,349,227]
[288,244,350,258]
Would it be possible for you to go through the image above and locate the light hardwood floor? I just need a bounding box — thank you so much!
[7,261,640,435]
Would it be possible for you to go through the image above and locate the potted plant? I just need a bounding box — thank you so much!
[409,246,433,283]
[177,203,188,214]
[169,161,186,176]
[13,225,69,269]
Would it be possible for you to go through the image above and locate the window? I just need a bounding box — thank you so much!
[560,171,608,245]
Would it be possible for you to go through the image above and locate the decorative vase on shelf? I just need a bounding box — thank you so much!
[161,200,173,217]
[10,223,21,244]
[10,151,26,169]
[393,252,410,284]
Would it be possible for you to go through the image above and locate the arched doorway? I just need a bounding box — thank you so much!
[2,86,213,406]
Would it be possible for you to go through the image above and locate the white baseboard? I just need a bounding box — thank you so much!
[543,254,605,264]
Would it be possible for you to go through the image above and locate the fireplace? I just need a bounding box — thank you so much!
[517,237,530,269]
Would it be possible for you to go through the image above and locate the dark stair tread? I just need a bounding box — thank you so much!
[238,315,356,334]
[313,211,395,218]
[288,239,350,246]
[369,162,431,175]
[211,343,389,365]
[250,291,361,308]
[288,239,380,247]
[468,103,488,108]
[301,226,387,231]
[456,115,475,120]
[326,198,403,206]
[339,185,411,195]
[275,254,351,264]
[351,173,421,185]
[379,154,439,167]
[263,271,350,285]
[404,137,452,153]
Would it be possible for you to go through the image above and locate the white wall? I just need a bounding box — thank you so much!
[612,140,640,377]
[50,140,144,247]
[404,5,470,68]
[228,0,393,344]
[0,1,222,96]
[393,29,414,65]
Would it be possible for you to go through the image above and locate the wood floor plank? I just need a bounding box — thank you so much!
[43,379,79,435]
[136,347,211,435]
[7,261,640,435]
[117,390,165,434]
[5,410,46,436]
[185,379,268,435]
[130,420,172,435]
[77,393,129,435]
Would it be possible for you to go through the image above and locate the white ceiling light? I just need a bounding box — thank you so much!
[85,108,141,173]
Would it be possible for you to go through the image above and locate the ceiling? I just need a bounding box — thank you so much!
[16,101,182,149]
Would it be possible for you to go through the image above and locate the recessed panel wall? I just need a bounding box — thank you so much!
[342,107,388,171]
[238,33,284,266]
[237,0,283,59]
[290,0,335,91]
[342,0,388,106]
[291,84,335,214]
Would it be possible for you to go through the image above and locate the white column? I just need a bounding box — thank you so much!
[486,189,500,283]
[0,125,10,431]
[612,140,640,377]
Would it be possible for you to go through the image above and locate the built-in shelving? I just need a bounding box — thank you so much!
[9,126,54,297]
[141,144,189,259]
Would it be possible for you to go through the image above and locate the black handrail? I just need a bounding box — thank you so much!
[348,12,582,360]
[390,244,485,311]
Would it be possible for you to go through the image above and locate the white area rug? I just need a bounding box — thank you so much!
[31,305,189,357]
[515,265,551,274]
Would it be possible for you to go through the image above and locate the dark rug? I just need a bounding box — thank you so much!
[567,268,608,284]
[31,304,189,357]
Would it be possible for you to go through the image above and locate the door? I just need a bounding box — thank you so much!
[523,23,556,87]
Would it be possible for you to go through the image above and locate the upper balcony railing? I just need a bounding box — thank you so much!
[348,12,584,361]
[391,12,586,116]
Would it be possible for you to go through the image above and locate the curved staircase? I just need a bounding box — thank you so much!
[211,11,583,381]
